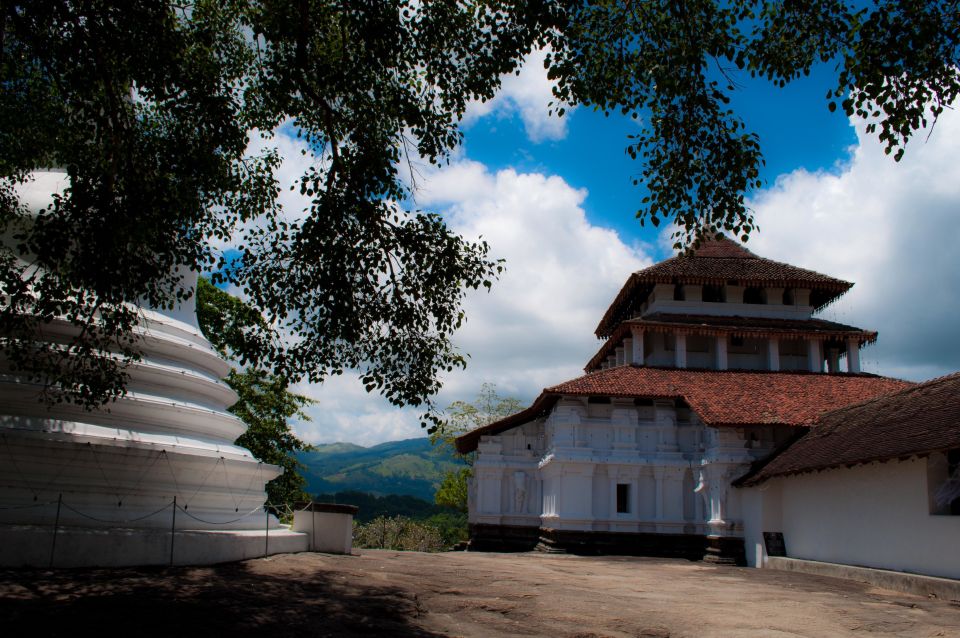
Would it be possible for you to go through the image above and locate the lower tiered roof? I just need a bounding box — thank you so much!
[736,372,960,486]
[455,367,913,453]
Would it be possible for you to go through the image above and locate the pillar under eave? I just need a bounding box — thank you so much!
[715,335,728,370]
[767,337,780,372]
[807,339,823,373]
[631,327,644,366]
[675,333,687,368]
[847,338,861,373]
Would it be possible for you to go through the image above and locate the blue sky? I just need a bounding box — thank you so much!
[246,51,960,447]
[461,62,857,253]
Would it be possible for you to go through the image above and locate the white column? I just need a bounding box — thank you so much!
[615,346,625,367]
[827,348,840,373]
[807,339,822,373]
[653,467,664,521]
[607,354,616,369]
[623,338,634,365]
[846,339,861,373]
[767,337,780,372]
[674,333,687,368]
[715,335,728,370]
[631,327,644,366]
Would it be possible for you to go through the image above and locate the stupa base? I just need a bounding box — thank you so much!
[0,523,309,568]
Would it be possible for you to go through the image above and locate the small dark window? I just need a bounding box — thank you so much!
[782,289,795,305]
[931,449,960,516]
[950,450,960,516]
[527,443,532,450]
[731,336,744,347]
[616,483,631,513]
[743,287,764,304]
[702,284,725,303]
[673,284,685,301]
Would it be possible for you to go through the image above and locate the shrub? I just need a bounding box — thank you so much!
[353,515,445,552]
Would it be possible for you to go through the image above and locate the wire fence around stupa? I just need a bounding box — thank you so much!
[0,492,313,568]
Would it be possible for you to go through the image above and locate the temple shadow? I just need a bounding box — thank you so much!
[0,558,444,637]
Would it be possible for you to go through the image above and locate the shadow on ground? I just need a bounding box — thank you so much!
[0,559,441,637]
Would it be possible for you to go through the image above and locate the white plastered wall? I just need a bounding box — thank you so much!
[741,456,960,580]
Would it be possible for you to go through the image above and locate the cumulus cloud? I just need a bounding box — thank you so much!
[463,47,572,143]
[745,106,960,381]
[293,160,651,445]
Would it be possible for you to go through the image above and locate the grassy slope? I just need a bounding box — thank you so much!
[296,437,464,502]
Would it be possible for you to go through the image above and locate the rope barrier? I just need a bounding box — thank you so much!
[0,500,59,510]
[174,502,266,526]
[59,499,174,525]
[0,491,330,568]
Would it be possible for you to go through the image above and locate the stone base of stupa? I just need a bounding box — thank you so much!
[0,523,309,568]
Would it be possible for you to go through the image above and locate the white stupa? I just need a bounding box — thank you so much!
[0,171,308,567]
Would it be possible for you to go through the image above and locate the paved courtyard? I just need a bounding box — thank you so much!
[1,550,959,637]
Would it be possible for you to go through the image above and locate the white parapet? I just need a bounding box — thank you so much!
[292,503,358,554]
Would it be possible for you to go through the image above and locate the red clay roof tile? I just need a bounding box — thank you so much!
[737,372,960,485]
[596,236,853,337]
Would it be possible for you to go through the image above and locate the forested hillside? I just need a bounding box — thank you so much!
[296,438,465,501]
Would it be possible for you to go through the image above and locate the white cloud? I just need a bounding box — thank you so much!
[293,159,651,445]
[463,48,572,143]
[745,106,960,382]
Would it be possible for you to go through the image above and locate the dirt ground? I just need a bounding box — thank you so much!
[1,550,959,637]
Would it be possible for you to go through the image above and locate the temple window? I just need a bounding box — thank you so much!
[687,335,710,353]
[702,284,725,302]
[783,288,795,305]
[673,284,685,301]
[929,449,960,516]
[743,287,764,304]
[616,484,631,513]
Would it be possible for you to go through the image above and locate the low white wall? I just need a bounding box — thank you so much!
[292,505,356,554]
[743,457,960,580]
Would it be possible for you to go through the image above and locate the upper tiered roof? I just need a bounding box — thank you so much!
[596,236,853,338]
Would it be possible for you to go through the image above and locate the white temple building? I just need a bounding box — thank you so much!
[456,237,921,564]
[0,171,309,567]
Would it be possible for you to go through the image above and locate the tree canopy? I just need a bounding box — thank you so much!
[2,1,957,416]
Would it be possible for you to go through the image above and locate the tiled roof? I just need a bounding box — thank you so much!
[585,313,877,371]
[737,372,960,486]
[596,237,853,337]
[455,367,912,453]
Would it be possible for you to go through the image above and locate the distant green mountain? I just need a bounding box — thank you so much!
[296,437,465,502]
